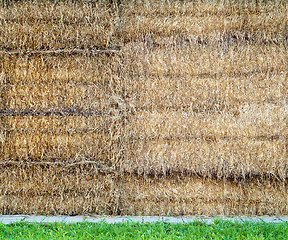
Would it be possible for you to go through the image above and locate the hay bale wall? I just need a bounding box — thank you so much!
[0,0,287,216]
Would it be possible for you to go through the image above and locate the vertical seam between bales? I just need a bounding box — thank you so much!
[0,70,7,162]
[115,3,126,215]
[114,38,125,216]
[286,97,288,161]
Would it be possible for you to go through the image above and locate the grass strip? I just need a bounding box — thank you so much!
[0,219,288,239]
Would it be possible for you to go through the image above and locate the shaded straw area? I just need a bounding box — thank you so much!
[0,0,288,215]
[0,165,119,215]
[1,166,288,216]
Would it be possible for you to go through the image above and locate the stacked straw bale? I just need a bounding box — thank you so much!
[119,175,288,216]
[0,164,119,215]
[0,0,287,215]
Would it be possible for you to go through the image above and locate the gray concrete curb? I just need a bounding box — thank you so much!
[1,215,288,225]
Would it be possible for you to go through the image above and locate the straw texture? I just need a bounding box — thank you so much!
[0,165,119,215]
[0,0,287,216]
[120,175,288,216]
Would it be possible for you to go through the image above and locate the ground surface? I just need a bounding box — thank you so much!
[1,215,288,225]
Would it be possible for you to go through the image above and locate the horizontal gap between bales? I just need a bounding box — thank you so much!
[2,68,282,87]
[0,109,110,117]
[0,49,121,56]
[0,162,286,181]
[2,129,287,141]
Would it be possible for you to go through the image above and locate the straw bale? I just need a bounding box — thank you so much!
[130,73,287,112]
[0,165,119,215]
[2,54,121,86]
[123,44,287,79]
[4,132,115,162]
[5,84,111,111]
[2,54,124,111]
[127,105,287,139]
[115,1,288,44]
[2,1,287,51]
[1,2,115,51]
[5,116,117,133]
[121,44,287,112]
[119,175,288,216]
[122,138,287,179]
[2,116,123,163]
[120,105,287,178]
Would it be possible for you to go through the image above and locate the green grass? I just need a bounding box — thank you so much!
[1,219,288,240]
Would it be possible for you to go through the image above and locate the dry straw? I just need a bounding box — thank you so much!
[119,174,288,216]
[0,0,287,215]
[0,164,119,215]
